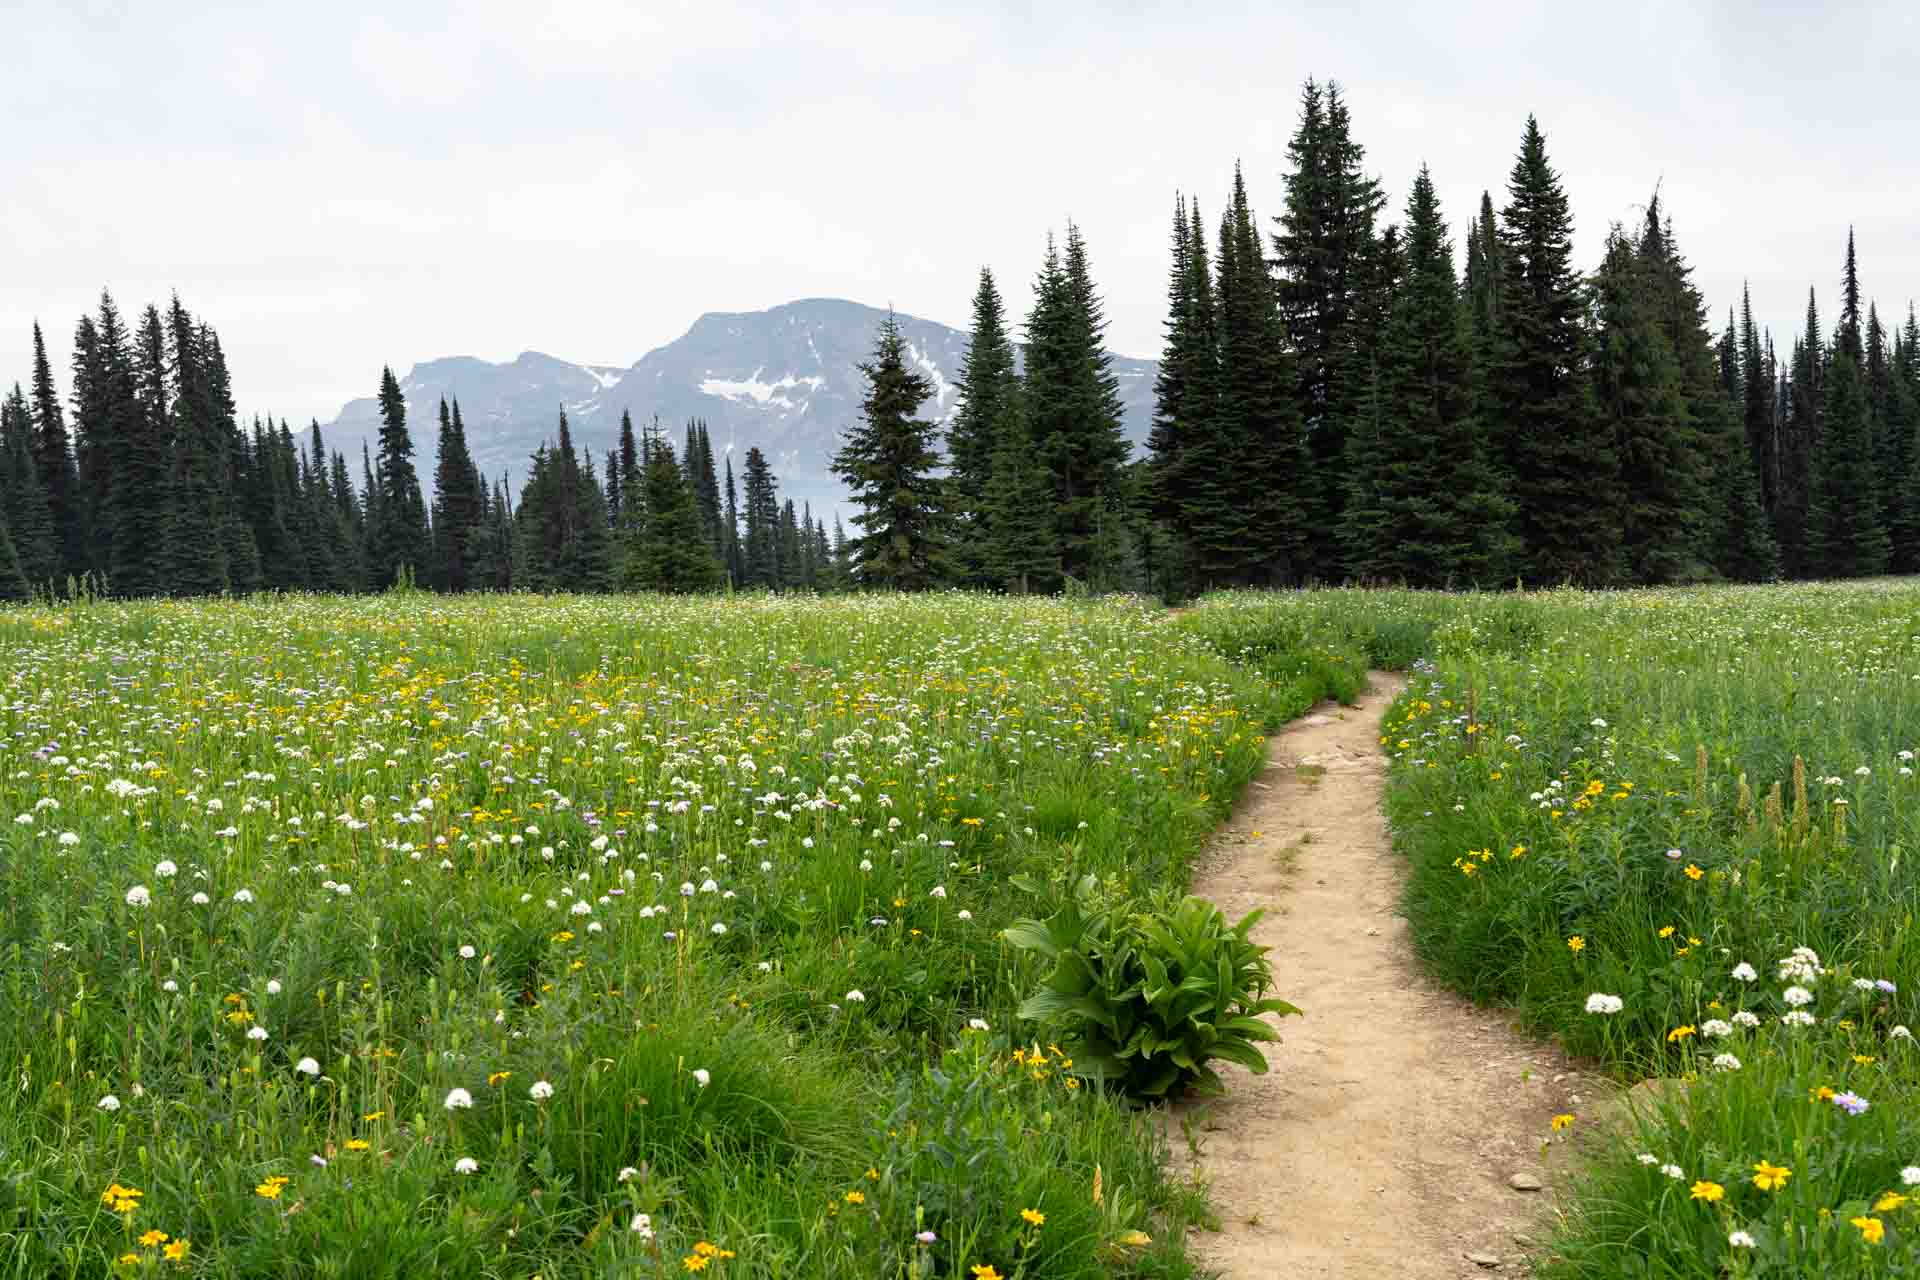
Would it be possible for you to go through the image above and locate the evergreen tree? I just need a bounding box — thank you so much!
[570,450,616,592]
[1217,167,1310,585]
[740,447,781,588]
[979,398,1056,593]
[689,422,724,563]
[1023,226,1130,584]
[430,397,484,591]
[1739,286,1779,521]
[1591,226,1701,583]
[1146,193,1213,590]
[1777,293,1825,575]
[1336,166,1515,586]
[85,293,171,597]
[722,455,743,586]
[832,314,948,590]
[0,501,27,601]
[29,322,82,580]
[947,267,1021,583]
[1,385,56,589]
[163,300,229,595]
[1889,309,1920,573]
[1273,79,1391,574]
[204,330,261,593]
[620,425,722,592]
[1490,116,1621,584]
[369,367,429,587]
[1806,349,1889,576]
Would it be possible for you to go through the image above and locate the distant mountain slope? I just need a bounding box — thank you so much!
[308,298,1157,512]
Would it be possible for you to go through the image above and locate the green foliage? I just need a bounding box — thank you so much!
[1007,875,1299,1100]
[833,314,949,590]
[1187,583,1920,1278]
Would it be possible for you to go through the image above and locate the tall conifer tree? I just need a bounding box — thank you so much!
[833,314,948,590]
[1491,116,1621,584]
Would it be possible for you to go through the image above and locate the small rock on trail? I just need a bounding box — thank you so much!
[1164,674,1587,1279]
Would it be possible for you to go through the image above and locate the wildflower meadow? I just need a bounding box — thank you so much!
[0,591,1361,1279]
[8,582,1919,1278]
[1188,584,1920,1277]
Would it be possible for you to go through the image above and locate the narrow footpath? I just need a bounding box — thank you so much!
[1167,674,1585,1278]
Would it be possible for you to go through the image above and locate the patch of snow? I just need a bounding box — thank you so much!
[699,368,827,411]
[905,343,956,412]
[587,367,625,390]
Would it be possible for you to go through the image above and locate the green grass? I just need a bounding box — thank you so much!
[1185,584,1920,1278]
[0,590,1369,1279]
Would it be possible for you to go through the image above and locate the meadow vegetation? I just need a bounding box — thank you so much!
[0,592,1365,1279]
[12,581,1918,1278]
[1186,584,1920,1277]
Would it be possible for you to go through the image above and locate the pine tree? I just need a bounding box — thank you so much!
[570,450,616,592]
[1776,293,1824,575]
[1,385,56,589]
[722,454,743,586]
[832,314,948,590]
[1273,79,1391,575]
[0,500,27,601]
[1739,286,1779,521]
[204,330,261,593]
[1806,349,1889,576]
[1490,116,1621,585]
[1636,202,1776,582]
[29,322,82,582]
[1336,166,1514,586]
[1024,226,1130,584]
[1217,167,1311,585]
[979,398,1056,593]
[740,446,781,588]
[82,293,170,597]
[163,300,230,595]
[1889,309,1920,572]
[430,397,484,591]
[1146,193,1209,589]
[619,425,722,592]
[368,368,429,588]
[1591,226,1701,583]
[947,268,1021,583]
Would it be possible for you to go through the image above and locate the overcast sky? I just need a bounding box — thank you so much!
[6,1,1917,426]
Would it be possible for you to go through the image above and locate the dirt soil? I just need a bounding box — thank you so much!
[1165,673,1588,1278]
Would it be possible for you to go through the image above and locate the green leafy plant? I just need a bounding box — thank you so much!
[1005,875,1300,1100]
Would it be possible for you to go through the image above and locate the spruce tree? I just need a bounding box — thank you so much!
[1146,193,1208,587]
[1776,293,1824,575]
[1806,350,1889,577]
[1336,166,1514,586]
[1024,226,1130,584]
[368,367,429,588]
[620,426,721,592]
[1491,116,1621,585]
[430,397,483,591]
[204,330,261,593]
[740,447,781,588]
[722,455,743,586]
[980,399,1056,593]
[87,293,169,596]
[1889,308,1920,572]
[1591,227,1701,583]
[1,385,56,589]
[1216,167,1310,585]
[832,313,948,590]
[948,267,1021,583]
[1739,286,1779,520]
[29,322,82,581]
[0,501,27,601]
[1273,79,1390,575]
[163,300,229,595]
[570,450,616,592]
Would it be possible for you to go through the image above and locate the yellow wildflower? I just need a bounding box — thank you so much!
[1751,1161,1791,1192]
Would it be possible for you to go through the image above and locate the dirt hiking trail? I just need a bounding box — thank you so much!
[1166,673,1586,1278]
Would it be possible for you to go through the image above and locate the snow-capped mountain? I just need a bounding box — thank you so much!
[310,298,1157,512]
